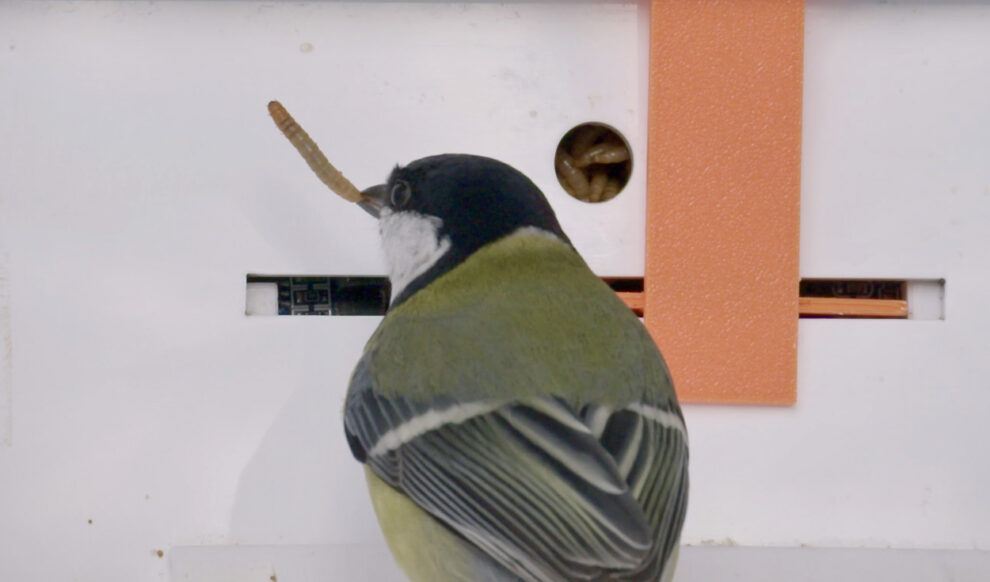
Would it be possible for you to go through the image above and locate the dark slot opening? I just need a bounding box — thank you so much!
[602,277,644,293]
[799,279,906,301]
[247,275,390,316]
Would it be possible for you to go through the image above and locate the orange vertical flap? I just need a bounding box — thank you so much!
[645,1,804,405]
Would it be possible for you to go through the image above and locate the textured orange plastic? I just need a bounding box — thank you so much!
[645,1,804,405]
[799,297,908,319]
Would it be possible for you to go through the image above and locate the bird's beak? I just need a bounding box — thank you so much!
[358,184,387,218]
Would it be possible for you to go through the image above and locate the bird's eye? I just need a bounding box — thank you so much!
[390,180,412,208]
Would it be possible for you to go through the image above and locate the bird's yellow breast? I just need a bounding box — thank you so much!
[364,467,514,582]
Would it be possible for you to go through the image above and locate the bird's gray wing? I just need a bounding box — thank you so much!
[344,356,654,582]
[581,399,689,581]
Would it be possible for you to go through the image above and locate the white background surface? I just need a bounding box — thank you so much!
[1,1,989,580]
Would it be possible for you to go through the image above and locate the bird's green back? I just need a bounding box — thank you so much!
[363,233,674,407]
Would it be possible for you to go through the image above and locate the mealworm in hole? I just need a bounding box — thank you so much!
[555,151,590,199]
[588,170,608,202]
[573,142,630,168]
[569,125,607,159]
[554,122,632,203]
[267,101,363,203]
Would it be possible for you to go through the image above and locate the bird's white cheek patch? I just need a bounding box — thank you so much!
[379,209,452,302]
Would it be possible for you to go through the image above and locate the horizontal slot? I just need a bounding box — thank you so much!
[246,276,389,316]
[246,275,648,317]
[799,279,905,300]
[799,279,944,320]
[245,276,944,320]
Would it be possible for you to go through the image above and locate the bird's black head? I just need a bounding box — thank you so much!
[360,154,570,306]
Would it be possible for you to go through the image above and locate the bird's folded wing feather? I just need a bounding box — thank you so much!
[582,403,689,580]
[344,358,655,582]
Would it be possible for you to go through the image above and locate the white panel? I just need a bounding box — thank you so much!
[170,544,405,582]
[800,1,990,281]
[0,251,10,446]
[245,283,279,317]
[169,545,990,582]
[907,279,945,320]
[676,547,990,582]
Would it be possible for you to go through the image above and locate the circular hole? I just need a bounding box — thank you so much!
[554,122,632,203]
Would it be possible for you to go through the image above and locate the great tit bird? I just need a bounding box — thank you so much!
[344,154,688,582]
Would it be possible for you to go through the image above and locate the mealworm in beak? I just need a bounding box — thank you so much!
[267,100,363,203]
